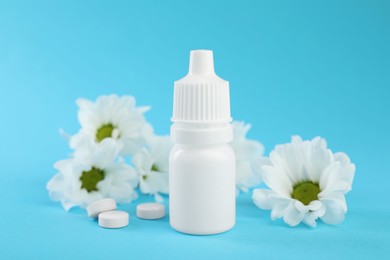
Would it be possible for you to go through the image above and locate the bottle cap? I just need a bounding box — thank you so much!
[171,50,233,144]
[172,50,231,124]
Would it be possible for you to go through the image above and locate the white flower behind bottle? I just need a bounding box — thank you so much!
[132,136,172,202]
[70,94,152,156]
[230,121,268,194]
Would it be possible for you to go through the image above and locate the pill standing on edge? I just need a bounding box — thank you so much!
[86,198,117,218]
[136,203,166,220]
[98,211,129,229]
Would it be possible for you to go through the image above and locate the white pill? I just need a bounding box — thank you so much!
[86,198,117,218]
[98,211,129,229]
[136,203,165,220]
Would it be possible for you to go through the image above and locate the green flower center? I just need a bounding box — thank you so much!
[80,167,105,192]
[142,164,159,182]
[96,123,115,142]
[292,181,320,205]
[151,164,159,172]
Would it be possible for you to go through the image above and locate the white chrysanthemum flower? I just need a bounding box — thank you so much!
[132,136,172,202]
[231,121,267,194]
[47,139,138,211]
[252,136,355,227]
[70,94,152,156]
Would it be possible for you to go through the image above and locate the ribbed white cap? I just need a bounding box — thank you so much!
[172,50,231,123]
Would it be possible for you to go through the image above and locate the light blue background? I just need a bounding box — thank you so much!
[0,0,389,259]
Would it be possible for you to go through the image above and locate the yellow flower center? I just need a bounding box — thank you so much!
[96,123,115,142]
[292,181,320,205]
[80,167,105,192]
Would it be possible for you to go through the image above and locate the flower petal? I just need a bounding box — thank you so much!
[334,152,356,188]
[252,189,278,210]
[46,173,65,201]
[294,200,310,213]
[61,200,78,211]
[320,191,347,212]
[92,139,121,168]
[154,193,164,203]
[302,200,326,227]
[320,199,346,225]
[262,165,292,196]
[305,137,333,182]
[283,201,305,226]
[320,163,354,194]
[132,148,153,172]
[270,145,300,184]
[271,199,292,220]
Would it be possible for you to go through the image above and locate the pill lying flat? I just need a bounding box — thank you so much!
[86,198,117,218]
[98,211,129,229]
[136,203,165,220]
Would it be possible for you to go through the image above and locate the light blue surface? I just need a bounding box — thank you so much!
[0,0,389,259]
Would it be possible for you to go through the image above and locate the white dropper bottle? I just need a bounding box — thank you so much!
[169,50,236,235]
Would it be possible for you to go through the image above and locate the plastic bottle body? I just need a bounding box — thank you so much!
[169,142,236,235]
[170,50,235,235]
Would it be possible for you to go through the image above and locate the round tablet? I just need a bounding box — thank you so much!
[86,198,117,218]
[98,211,129,229]
[136,203,165,220]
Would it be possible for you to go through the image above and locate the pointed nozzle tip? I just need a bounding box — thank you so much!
[189,50,215,76]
